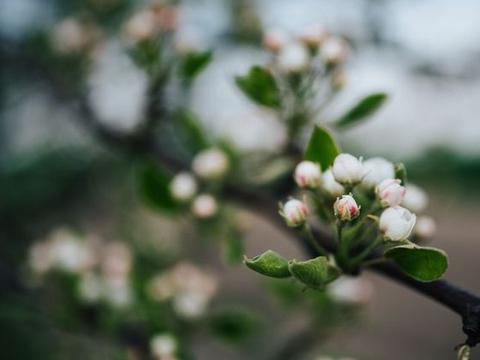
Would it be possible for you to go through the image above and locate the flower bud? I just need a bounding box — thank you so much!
[322,169,345,197]
[401,183,428,213]
[379,206,416,241]
[322,37,347,65]
[334,194,360,221]
[298,24,327,50]
[328,276,373,305]
[332,153,365,186]
[361,157,395,189]
[415,216,436,238]
[192,148,229,180]
[263,29,288,53]
[376,178,406,207]
[280,198,309,227]
[277,42,310,73]
[169,172,197,202]
[124,11,157,44]
[191,194,218,219]
[294,161,322,189]
[150,334,177,359]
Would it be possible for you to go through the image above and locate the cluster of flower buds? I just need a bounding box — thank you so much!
[123,1,177,45]
[147,262,218,319]
[28,228,134,308]
[169,147,230,220]
[262,24,348,75]
[51,18,102,55]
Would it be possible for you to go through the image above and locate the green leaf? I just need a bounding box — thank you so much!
[385,244,448,282]
[175,109,210,153]
[394,162,407,185]
[223,229,244,265]
[179,50,213,80]
[137,163,179,214]
[304,126,340,170]
[244,250,291,278]
[235,66,280,108]
[288,257,341,290]
[335,93,388,129]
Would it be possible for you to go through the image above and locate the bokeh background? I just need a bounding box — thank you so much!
[1,0,480,359]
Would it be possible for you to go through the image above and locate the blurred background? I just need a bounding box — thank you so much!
[1,0,480,359]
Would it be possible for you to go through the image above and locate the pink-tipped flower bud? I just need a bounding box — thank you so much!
[332,153,365,186]
[263,29,288,53]
[191,194,218,219]
[376,178,406,207]
[294,161,322,189]
[334,194,360,221]
[322,169,345,197]
[415,216,436,238]
[379,206,416,241]
[298,24,327,50]
[361,157,395,190]
[192,148,229,180]
[169,172,198,202]
[280,199,309,227]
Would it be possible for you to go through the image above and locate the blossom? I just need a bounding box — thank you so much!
[192,148,229,180]
[332,153,365,186]
[263,29,288,53]
[191,194,218,219]
[294,161,322,189]
[379,206,416,241]
[361,157,395,189]
[376,178,406,207]
[150,334,177,359]
[328,276,373,305]
[280,198,309,227]
[322,169,345,197]
[169,172,197,202]
[415,216,436,238]
[322,37,347,65]
[298,24,327,49]
[401,183,428,213]
[334,194,360,221]
[277,42,310,73]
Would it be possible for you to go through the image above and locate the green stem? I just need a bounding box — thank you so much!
[302,224,328,256]
[351,235,384,266]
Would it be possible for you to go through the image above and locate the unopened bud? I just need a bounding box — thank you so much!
[322,37,347,66]
[379,206,416,241]
[280,198,309,227]
[169,172,197,202]
[376,178,406,207]
[299,24,327,50]
[401,183,428,213]
[191,194,218,219]
[263,29,288,53]
[332,153,365,186]
[124,11,157,44]
[294,161,322,189]
[322,169,345,197]
[328,276,373,305]
[150,334,177,359]
[334,194,360,221]
[192,148,229,180]
[361,157,395,189]
[277,42,310,73]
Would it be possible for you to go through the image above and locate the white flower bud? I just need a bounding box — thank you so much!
[298,24,327,49]
[103,277,133,308]
[328,276,373,305]
[379,206,416,241]
[169,172,197,202]
[332,153,365,186]
[263,29,288,53]
[376,178,406,207]
[191,194,218,219]
[173,292,208,319]
[401,183,428,213]
[322,37,347,65]
[192,148,229,180]
[415,216,436,238]
[334,194,360,221]
[124,11,157,44]
[150,334,177,358]
[280,199,309,227]
[277,42,310,73]
[322,169,345,197]
[361,157,395,189]
[294,161,322,189]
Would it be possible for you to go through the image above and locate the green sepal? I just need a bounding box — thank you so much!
[288,256,341,290]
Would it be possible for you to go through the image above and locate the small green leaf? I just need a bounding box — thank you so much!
[288,257,341,290]
[137,163,179,214]
[304,126,340,170]
[244,250,291,278]
[179,50,212,80]
[224,230,244,265]
[385,244,448,282]
[335,93,388,129]
[235,66,280,108]
[395,162,407,185]
[175,109,210,152]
